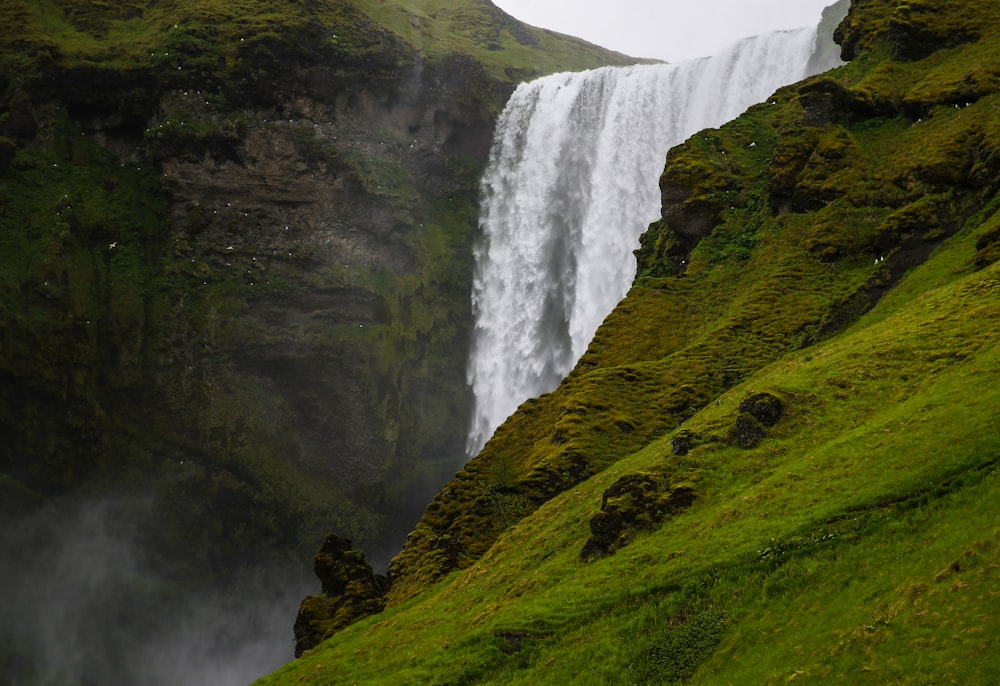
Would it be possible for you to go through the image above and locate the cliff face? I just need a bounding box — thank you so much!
[0,0,636,651]
[263,1,1000,682]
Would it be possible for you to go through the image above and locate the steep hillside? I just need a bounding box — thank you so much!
[0,1,635,682]
[271,0,1000,682]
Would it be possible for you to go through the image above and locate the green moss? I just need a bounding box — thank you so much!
[804,201,888,261]
[0,0,637,98]
[791,126,873,208]
[833,0,894,61]
[264,245,1000,683]
[145,108,247,162]
[339,150,420,204]
[888,0,1000,60]
[767,126,820,209]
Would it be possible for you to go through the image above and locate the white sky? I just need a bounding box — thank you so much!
[492,0,839,63]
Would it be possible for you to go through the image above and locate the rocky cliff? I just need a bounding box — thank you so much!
[0,1,636,681]
[0,0,635,552]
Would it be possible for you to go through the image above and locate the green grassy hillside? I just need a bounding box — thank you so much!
[0,0,635,87]
[267,238,998,684]
[268,0,1000,681]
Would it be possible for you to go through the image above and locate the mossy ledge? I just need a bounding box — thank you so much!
[265,1,1000,682]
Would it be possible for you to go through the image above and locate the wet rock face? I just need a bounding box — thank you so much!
[1,19,503,542]
[293,535,387,658]
[155,58,495,276]
[146,52,496,523]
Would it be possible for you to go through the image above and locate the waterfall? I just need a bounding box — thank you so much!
[466,25,844,456]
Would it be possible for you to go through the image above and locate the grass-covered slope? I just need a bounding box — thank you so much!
[352,0,643,79]
[269,0,1000,681]
[0,0,635,90]
[267,237,998,685]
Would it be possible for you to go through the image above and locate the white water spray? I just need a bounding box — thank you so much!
[467,26,842,455]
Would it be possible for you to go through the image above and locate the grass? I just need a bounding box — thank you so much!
[260,213,1000,684]
[0,0,637,89]
[355,0,641,79]
[264,0,1000,681]
[388,0,1000,603]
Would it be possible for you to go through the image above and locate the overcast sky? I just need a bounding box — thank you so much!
[492,0,839,63]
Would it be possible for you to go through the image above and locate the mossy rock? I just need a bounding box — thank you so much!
[890,109,982,189]
[768,125,871,212]
[804,202,885,261]
[902,52,1000,117]
[659,141,740,244]
[634,219,688,277]
[875,193,957,249]
[974,223,1000,269]
[581,472,696,559]
[889,0,987,61]
[670,429,703,457]
[738,392,785,427]
[833,0,894,61]
[836,0,1000,63]
[798,78,900,127]
[723,391,784,449]
[293,535,386,657]
[767,127,820,212]
[846,62,913,118]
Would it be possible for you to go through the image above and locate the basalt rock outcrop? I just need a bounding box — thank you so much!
[732,392,785,449]
[294,535,386,657]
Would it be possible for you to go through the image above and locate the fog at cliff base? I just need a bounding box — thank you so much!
[493,0,840,62]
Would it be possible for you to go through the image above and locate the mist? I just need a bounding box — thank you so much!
[0,496,311,686]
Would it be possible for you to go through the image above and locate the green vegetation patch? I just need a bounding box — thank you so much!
[262,238,1000,683]
[315,3,1000,682]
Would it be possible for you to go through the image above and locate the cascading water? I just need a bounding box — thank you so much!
[466,25,844,456]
